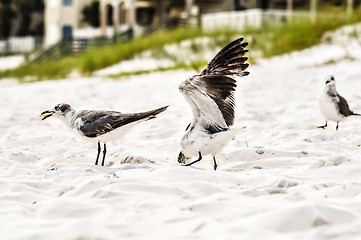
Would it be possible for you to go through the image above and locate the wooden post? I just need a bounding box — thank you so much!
[128,0,136,27]
[347,0,353,22]
[287,0,293,21]
[310,0,317,24]
[100,1,107,37]
[185,0,194,17]
[113,3,118,42]
[287,0,293,11]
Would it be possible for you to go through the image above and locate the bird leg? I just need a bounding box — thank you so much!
[318,121,328,129]
[101,143,107,166]
[95,142,101,165]
[336,122,339,130]
[213,156,218,171]
[183,151,202,167]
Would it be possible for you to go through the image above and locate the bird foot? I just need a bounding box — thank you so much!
[182,163,193,167]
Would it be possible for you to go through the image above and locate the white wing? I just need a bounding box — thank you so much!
[179,75,232,130]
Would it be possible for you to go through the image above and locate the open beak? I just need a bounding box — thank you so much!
[39,110,55,120]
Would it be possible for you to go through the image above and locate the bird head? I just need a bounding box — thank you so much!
[178,151,190,164]
[325,75,336,86]
[39,103,73,120]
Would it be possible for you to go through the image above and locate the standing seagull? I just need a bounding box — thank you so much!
[40,103,168,166]
[178,37,249,170]
[319,75,360,130]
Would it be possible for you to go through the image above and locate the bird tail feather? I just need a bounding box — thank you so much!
[229,123,248,141]
[141,105,169,120]
[230,123,248,133]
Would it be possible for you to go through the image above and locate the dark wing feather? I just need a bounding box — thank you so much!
[78,106,168,138]
[208,93,235,126]
[201,37,249,77]
[201,75,237,99]
[337,95,353,117]
[205,124,228,134]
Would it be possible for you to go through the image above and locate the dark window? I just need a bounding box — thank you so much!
[119,3,126,24]
[63,0,72,6]
[136,7,155,26]
[106,5,113,26]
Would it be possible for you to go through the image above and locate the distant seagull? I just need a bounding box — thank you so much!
[40,103,168,166]
[178,37,249,170]
[319,75,360,130]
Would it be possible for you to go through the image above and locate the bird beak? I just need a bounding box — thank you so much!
[39,110,55,120]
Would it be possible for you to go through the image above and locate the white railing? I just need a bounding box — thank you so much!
[0,36,41,55]
[202,9,263,31]
[201,9,312,31]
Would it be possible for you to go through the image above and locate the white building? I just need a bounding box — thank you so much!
[44,0,94,46]
[44,0,164,46]
[45,0,314,47]
[44,0,241,47]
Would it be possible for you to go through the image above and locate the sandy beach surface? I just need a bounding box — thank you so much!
[1,29,361,239]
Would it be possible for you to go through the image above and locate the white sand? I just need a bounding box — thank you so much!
[93,37,218,76]
[93,57,175,76]
[0,55,24,71]
[1,31,361,239]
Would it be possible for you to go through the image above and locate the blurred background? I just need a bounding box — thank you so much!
[0,0,361,81]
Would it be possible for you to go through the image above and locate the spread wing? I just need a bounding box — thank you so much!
[179,37,249,130]
[78,106,168,138]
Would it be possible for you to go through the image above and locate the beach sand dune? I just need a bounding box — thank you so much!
[1,39,361,239]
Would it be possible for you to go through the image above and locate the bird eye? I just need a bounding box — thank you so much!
[60,104,69,112]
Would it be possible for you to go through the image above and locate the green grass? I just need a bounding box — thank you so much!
[6,57,79,81]
[244,13,360,59]
[0,28,236,81]
[79,27,236,74]
[1,8,361,81]
[104,60,209,78]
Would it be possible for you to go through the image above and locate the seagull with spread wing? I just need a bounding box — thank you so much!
[40,103,168,166]
[178,37,249,170]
